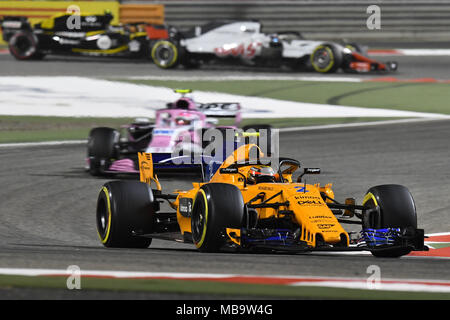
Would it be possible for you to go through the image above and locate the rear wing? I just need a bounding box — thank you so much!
[1,16,32,41]
[197,102,241,119]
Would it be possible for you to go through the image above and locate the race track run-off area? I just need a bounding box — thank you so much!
[0,76,446,119]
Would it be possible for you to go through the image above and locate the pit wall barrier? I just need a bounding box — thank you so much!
[123,0,450,41]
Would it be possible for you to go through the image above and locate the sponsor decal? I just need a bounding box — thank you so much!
[153,129,175,135]
[2,21,22,28]
[128,40,141,52]
[97,35,112,50]
[297,200,322,206]
[220,167,239,174]
[214,42,262,59]
[57,38,81,45]
[85,16,97,23]
[308,215,335,223]
[198,103,240,112]
[295,195,321,200]
[309,215,331,219]
[258,186,274,191]
[179,198,193,217]
[318,224,335,229]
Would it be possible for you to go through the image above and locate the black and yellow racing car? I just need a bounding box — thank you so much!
[0,12,168,60]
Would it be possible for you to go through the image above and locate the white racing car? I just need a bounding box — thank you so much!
[150,20,397,73]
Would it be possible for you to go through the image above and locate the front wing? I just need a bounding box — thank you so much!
[225,226,427,254]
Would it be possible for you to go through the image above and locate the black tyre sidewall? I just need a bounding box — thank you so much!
[363,184,417,257]
[87,127,118,175]
[192,183,244,252]
[364,184,417,229]
[151,40,180,69]
[97,181,154,248]
[310,43,343,73]
[9,31,40,60]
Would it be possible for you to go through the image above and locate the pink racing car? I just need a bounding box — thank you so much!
[86,90,271,176]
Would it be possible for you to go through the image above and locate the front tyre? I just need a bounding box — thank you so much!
[151,40,180,69]
[310,44,342,73]
[362,184,417,257]
[96,181,154,248]
[191,183,245,252]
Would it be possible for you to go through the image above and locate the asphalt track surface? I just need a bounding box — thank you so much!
[0,119,450,293]
[1,53,450,80]
[1,50,450,299]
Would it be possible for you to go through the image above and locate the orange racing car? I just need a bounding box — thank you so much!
[95,144,426,258]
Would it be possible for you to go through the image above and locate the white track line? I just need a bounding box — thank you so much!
[0,140,86,148]
[125,75,363,82]
[1,118,449,148]
[278,117,449,133]
[399,49,450,56]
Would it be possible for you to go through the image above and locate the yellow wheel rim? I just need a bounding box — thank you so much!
[311,45,335,73]
[151,40,178,68]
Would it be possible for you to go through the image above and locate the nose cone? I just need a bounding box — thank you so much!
[287,184,348,246]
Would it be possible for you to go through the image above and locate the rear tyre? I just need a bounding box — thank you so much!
[87,127,119,176]
[310,44,342,73]
[9,31,44,60]
[191,183,245,252]
[151,40,180,69]
[96,181,154,248]
[362,184,417,257]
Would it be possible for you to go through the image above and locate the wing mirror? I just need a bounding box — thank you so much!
[297,168,320,182]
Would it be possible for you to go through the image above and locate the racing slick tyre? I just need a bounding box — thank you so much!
[310,44,343,73]
[191,183,245,252]
[151,40,180,69]
[96,181,154,248]
[362,184,417,258]
[8,31,45,60]
[242,124,273,156]
[87,127,119,176]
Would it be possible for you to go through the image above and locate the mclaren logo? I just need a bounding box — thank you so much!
[318,224,335,229]
[297,200,322,206]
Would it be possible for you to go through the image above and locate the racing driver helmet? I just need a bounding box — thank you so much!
[247,166,276,184]
[174,97,196,110]
[175,114,192,126]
